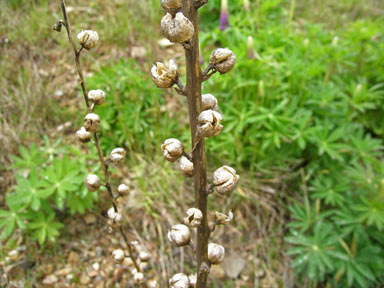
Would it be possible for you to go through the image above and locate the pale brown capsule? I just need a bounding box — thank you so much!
[139,251,151,262]
[77,30,99,50]
[169,273,190,288]
[180,156,193,177]
[84,113,100,132]
[151,59,178,88]
[110,148,126,164]
[117,184,129,195]
[88,89,106,105]
[213,165,240,195]
[76,127,92,143]
[161,0,182,13]
[197,110,223,138]
[183,208,203,228]
[134,272,144,284]
[161,13,194,43]
[112,249,125,264]
[85,174,101,192]
[215,210,233,225]
[167,224,191,247]
[209,48,236,74]
[202,94,219,111]
[161,138,184,162]
[208,243,225,264]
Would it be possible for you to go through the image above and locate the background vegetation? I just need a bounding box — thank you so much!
[1,0,384,287]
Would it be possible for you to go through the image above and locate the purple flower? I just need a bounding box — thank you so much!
[219,0,229,31]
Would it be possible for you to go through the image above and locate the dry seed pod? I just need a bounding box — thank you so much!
[167,224,191,247]
[117,184,129,195]
[208,243,225,264]
[107,207,122,223]
[213,165,240,195]
[161,0,182,13]
[161,12,194,43]
[215,210,233,225]
[180,156,194,177]
[84,113,100,132]
[151,59,178,88]
[85,174,101,192]
[148,279,159,288]
[77,30,99,50]
[161,138,184,162]
[88,89,106,105]
[183,208,203,228]
[76,127,92,143]
[139,251,151,262]
[188,274,197,287]
[197,110,223,138]
[112,249,125,264]
[169,273,190,288]
[209,48,236,74]
[110,148,126,164]
[202,94,219,111]
[134,272,144,284]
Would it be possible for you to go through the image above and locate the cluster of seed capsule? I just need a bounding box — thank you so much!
[153,1,240,287]
[72,29,156,287]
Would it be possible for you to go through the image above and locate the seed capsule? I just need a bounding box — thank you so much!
[88,89,106,105]
[148,280,159,288]
[167,224,191,247]
[84,113,100,132]
[76,127,92,143]
[208,243,225,264]
[85,174,101,192]
[77,30,99,50]
[188,274,197,287]
[183,208,203,228]
[169,273,190,288]
[161,12,194,43]
[161,138,184,162]
[110,148,126,164]
[139,251,151,262]
[161,0,182,14]
[180,156,193,177]
[213,165,240,195]
[197,110,223,138]
[134,272,144,284]
[202,94,219,111]
[112,249,125,264]
[215,210,233,225]
[107,207,122,223]
[209,48,236,74]
[117,184,129,196]
[151,59,178,88]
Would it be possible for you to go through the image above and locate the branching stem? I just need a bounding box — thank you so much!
[59,0,141,275]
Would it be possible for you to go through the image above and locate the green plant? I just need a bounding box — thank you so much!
[0,139,98,245]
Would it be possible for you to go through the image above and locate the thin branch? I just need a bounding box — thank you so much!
[59,0,141,274]
[201,64,216,82]
[195,0,208,9]
[174,76,187,96]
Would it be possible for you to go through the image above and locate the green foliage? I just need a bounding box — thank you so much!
[1,137,98,245]
[86,59,184,155]
[197,0,384,286]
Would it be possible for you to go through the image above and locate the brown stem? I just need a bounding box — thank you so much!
[59,0,141,275]
[182,1,209,287]
[60,0,90,111]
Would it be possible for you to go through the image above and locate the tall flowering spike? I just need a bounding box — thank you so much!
[247,35,255,59]
[219,0,230,31]
[77,30,99,50]
[161,12,194,43]
[151,59,178,88]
